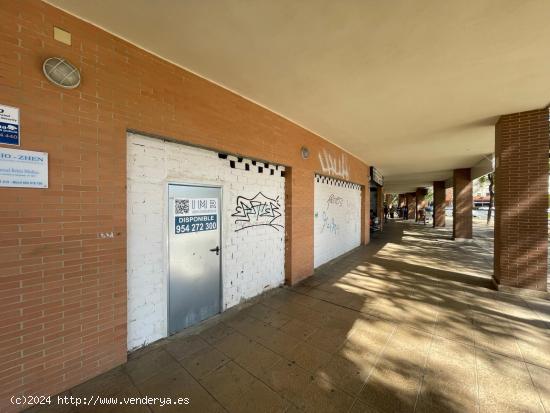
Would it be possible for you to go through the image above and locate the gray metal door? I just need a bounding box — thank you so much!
[168,184,221,334]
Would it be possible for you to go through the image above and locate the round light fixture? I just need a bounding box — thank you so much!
[300,146,310,159]
[42,57,81,89]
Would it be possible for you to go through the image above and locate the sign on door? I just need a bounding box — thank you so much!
[174,198,218,234]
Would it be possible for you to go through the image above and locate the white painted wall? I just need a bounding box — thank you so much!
[314,174,361,268]
[127,133,285,350]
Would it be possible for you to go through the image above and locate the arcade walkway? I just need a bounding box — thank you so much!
[32,220,550,413]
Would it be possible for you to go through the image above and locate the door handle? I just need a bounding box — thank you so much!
[209,246,220,255]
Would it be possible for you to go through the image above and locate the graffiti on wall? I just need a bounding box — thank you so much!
[320,211,338,234]
[232,192,283,232]
[316,193,345,234]
[319,149,350,180]
[326,194,344,209]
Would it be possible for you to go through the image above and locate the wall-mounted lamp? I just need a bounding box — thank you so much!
[300,146,310,159]
[43,57,81,89]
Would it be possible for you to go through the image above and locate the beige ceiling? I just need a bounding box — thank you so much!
[47,0,550,193]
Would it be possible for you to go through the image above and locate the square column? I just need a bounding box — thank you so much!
[494,108,548,292]
[453,168,472,240]
[415,187,428,222]
[406,192,416,220]
[398,194,406,218]
[377,186,384,230]
[433,181,446,227]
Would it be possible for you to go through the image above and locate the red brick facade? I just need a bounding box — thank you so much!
[452,169,472,239]
[406,193,416,220]
[433,181,446,227]
[415,187,428,222]
[494,108,548,291]
[0,1,371,409]
[377,186,384,230]
[398,194,406,208]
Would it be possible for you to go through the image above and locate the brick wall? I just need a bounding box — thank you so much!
[361,185,371,246]
[398,194,406,208]
[127,133,286,350]
[0,1,371,409]
[415,187,427,222]
[406,193,416,220]
[313,175,362,267]
[452,168,472,240]
[377,186,384,230]
[433,181,446,227]
[494,108,549,291]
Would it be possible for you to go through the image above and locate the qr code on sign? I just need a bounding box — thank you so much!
[175,199,189,214]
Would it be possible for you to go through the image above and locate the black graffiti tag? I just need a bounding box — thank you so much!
[232,192,284,232]
[326,194,344,210]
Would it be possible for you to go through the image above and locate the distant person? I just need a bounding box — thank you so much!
[403,205,408,220]
[383,204,389,223]
[390,205,395,219]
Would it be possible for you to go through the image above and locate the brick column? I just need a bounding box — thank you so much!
[494,108,549,292]
[377,186,384,230]
[398,194,405,217]
[406,192,416,220]
[415,187,428,222]
[453,168,472,240]
[433,181,446,227]
[361,185,371,245]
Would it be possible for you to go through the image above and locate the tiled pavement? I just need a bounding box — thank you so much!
[28,219,550,413]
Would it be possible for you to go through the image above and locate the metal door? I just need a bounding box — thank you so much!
[168,184,221,334]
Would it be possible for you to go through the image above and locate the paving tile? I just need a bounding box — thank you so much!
[228,315,273,341]
[234,340,283,378]
[136,364,224,413]
[213,331,255,359]
[229,379,290,413]
[305,326,349,354]
[180,346,230,380]
[348,398,383,413]
[200,361,282,412]
[432,310,475,346]
[476,349,544,412]
[357,356,424,412]
[279,318,319,341]
[255,328,301,360]
[259,358,313,406]
[297,376,355,413]
[57,221,550,413]
[285,341,332,372]
[383,327,432,367]
[512,328,550,370]
[527,364,550,412]
[288,293,323,308]
[317,353,375,396]
[246,305,292,329]
[71,367,136,399]
[416,342,478,413]
[164,335,211,361]
[123,348,177,384]
[262,295,288,310]
[199,322,236,345]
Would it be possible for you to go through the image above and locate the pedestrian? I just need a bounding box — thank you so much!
[383,203,389,223]
[403,205,408,220]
